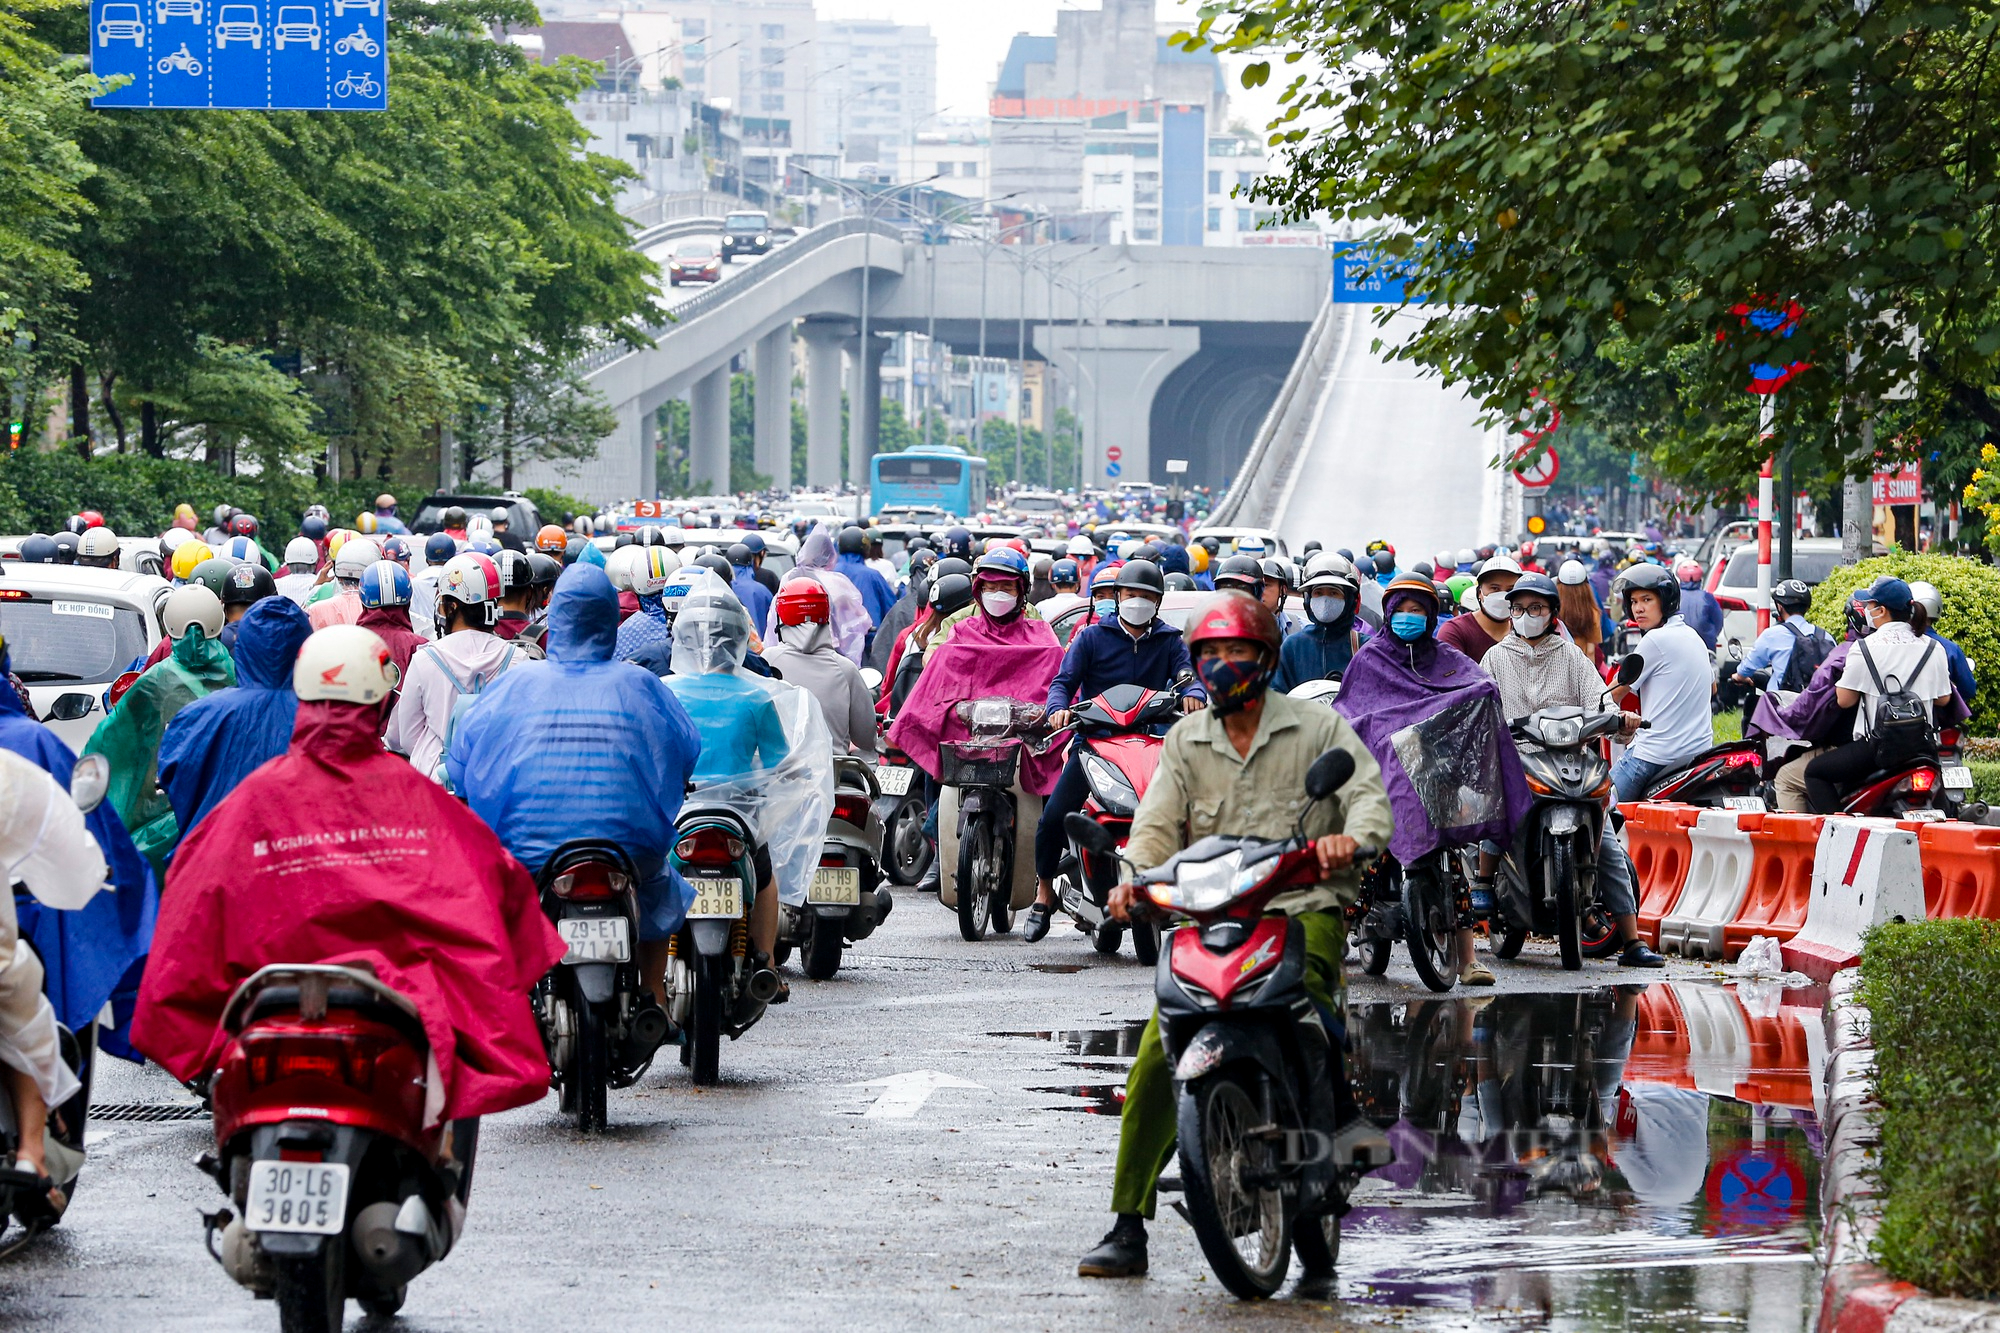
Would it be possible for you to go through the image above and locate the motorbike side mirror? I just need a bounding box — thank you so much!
[47,692,95,722]
[1065,811,1119,857]
[70,753,109,814]
[859,666,883,692]
[1616,653,1645,686]
[1304,748,1356,802]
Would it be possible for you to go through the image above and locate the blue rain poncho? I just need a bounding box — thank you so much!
[0,649,158,1055]
[159,596,314,840]
[447,564,704,937]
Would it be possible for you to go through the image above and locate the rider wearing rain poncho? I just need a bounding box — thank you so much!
[667,571,834,978]
[765,526,871,665]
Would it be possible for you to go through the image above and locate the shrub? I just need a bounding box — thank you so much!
[1808,550,2000,737]
[521,486,594,529]
[1858,918,2000,1296]
[1969,760,2000,807]
[0,449,399,541]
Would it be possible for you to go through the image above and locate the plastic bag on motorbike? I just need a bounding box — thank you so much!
[1389,693,1513,835]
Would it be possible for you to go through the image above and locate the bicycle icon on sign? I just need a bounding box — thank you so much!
[156,41,203,74]
[333,25,378,55]
[334,71,381,98]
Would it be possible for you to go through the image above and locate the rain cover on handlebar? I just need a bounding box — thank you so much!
[1390,694,1514,839]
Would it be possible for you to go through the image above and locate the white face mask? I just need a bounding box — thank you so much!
[980,591,1019,618]
[1117,597,1157,627]
[1512,610,1552,639]
[779,621,828,652]
[1308,594,1347,624]
[1481,591,1513,621]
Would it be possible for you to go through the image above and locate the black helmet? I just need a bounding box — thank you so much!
[929,572,973,617]
[694,551,732,580]
[1302,540,1323,557]
[1114,559,1165,595]
[726,542,753,566]
[1214,554,1263,591]
[563,537,588,566]
[1164,572,1197,592]
[17,535,57,564]
[220,561,277,606]
[941,525,974,560]
[299,515,329,542]
[1372,550,1395,574]
[1505,572,1560,604]
[1773,578,1813,613]
[51,531,79,563]
[907,547,938,574]
[525,551,561,588]
[493,548,532,595]
[634,525,667,548]
[1611,562,1681,618]
[612,531,635,549]
[442,506,467,529]
[1412,561,1435,581]
[837,525,867,555]
[1260,557,1295,590]
[934,556,972,582]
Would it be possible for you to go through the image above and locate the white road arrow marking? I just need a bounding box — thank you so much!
[843,1069,988,1119]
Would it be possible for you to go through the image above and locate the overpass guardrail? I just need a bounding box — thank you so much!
[1208,296,1337,528]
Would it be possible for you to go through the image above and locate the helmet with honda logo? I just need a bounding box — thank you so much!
[774,576,833,626]
[535,523,569,553]
[294,625,400,704]
[358,560,413,609]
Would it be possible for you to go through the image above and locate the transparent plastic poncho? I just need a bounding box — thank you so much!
[1388,692,1513,834]
[667,569,834,906]
[768,526,870,665]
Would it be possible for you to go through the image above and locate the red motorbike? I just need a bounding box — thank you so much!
[1054,681,1185,962]
[199,964,467,1333]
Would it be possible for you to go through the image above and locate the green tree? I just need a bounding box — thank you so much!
[456,357,617,489]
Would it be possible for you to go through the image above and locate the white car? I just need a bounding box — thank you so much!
[1191,525,1292,561]
[214,4,263,47]
[0,565,169,753]
[95,2,145,43]
[1710,537,1848,660]
[273,5,321,48]
[0,535,165,578]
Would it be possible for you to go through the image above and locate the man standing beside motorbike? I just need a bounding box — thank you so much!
[1024,560,1204,944]
[1077,594,1391,1279]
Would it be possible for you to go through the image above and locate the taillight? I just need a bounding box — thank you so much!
[1715,595,1750,611]
[551,861,628,900]
[0,589,28,600]
[832,794,869,826]
[1908,768,1938,794]
[676,829,745,867]
[1723,751,1759,769]
[242,1031,393,1093]
[105,670,141,708]
[1941,728,1961,749]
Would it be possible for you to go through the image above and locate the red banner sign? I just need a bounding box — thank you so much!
[1871,463,1922,506]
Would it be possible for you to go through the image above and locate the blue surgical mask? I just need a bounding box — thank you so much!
[1389,611,1430,642]
[1093,598,1117,619]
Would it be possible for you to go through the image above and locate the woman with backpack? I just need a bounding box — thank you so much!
[1803,577,1955,814]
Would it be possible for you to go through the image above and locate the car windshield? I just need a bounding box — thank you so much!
[105,4,138,16]
[1013,496,1062,512]
[1,597,150,685]
[724,214,766,232]
[675,242,716,258]
[409,498,529,534]
[1722,548,1843,588]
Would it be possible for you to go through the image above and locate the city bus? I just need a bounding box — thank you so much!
[870,445,988,519]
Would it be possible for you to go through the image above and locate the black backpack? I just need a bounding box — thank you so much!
[1857,637,1939,764]
[1778,619,1834,693]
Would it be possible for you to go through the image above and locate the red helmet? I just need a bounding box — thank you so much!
[1003,537,1031,559]
[774,578,831,627]
[78,509,105,529]
[1183,592,1282,657]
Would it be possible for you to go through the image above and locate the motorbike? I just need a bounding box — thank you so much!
[937,697,1048,941]
[1938,725,1984,821]
[1496,707,1628,968]
[666,801,781,1086]
[1615,653,1768,810]
[777,756,891,981]
[1053,682,1184,963]
[1349,845,1472,993]
[872,744,932,886]
[531,840,670,1133]
[1067,746,1392,1299]
[200,964,466,1332]
[1750,691,1958,820]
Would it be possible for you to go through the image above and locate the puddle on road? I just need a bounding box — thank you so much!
[1337,984,1824,1332]
[985,1020,1148,1058]
[1026,1083,1126,1115]
[1028,963,1089,975]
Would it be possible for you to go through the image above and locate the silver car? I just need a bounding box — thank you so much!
[0,564,168,753]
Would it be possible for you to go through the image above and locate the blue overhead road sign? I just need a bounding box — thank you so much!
[1330,241,1430,305]
[91,0,386,110]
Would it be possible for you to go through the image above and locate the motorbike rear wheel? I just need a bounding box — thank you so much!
[1549,837,1582,971]
[1402,866,1460,993]
[804,912,843,981]
[955,812,997,941]
[690,954,723,1086]
[1178,1071,1292,1299]
[1358,938,1391,975]
[1093,921,1124,954]
[274,1246,344,1333]
[571,991,609,1131]
[886,795,932,885]
[1131,918,1162,967]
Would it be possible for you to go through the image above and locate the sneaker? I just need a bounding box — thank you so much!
[1461,958,1497,986]
[1023,902,1054,943]
[1077,1215,1148,1277]
[1619,940,1667,969]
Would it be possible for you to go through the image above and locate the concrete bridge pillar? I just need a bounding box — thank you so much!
[689,365,731,494]
[801,319,849,490]
[846,332,890,490]
[639,400,660,498]
[1037,324,1202,489]
[752,324,792,488]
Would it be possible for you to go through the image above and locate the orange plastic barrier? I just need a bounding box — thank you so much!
[1622,803,1701,948]
[1734,995,1818,1109]
[1915,822,2000,920]
[1624,982,1694,1089]
[1723,812,1824,955]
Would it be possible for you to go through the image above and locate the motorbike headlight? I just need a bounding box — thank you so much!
[1150,849,1245,914]
[1538,716,1583,748]
[970,698,1013,730]
[1080,751,1139,816]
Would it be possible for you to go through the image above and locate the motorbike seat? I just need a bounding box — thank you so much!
[245,984,431,1052]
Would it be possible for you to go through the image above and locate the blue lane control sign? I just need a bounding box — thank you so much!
[91,0,387,110]
[1331,241,1429,306]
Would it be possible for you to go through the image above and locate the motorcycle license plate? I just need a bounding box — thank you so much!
[245,1160,348,1235]
[558,916,630,963]
[688,877,743,919]
[1723,796,1767,813]
[1943,765,1975,791]
[875,764,914,796]
[810,866,861,905]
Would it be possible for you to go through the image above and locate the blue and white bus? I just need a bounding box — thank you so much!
[870,446,988,518]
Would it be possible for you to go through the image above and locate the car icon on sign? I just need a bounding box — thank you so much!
[213,3,263,47]
[96,2,146,44]
[154,0,202,22]
[330,0,377,14]
[273,5,320,48]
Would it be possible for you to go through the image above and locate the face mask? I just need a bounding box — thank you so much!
[981,591,1019,618]
[1308,594,1347,625]
[1389,611,1430,642]
[779,621,828,652]
[1512,611,1552,639]
[1196,655,1267,715]
[1093,598,1117,620]
[1481,591,1512,621]
[1117,597,1157,627]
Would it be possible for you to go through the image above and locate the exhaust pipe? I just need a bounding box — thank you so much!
[630,1002,670,1053]
[744,967,782,1004]
[351,1200,429,1285]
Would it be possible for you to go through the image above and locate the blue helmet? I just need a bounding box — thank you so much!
[423,532,457,563]
[380,534,411,565]
[741,532,766,554]
[358,560,413,609]
[222,535,262,564]
[973,547,1030,580]
[469,537,501,556]
[1050,557,1081,586]
[299,515,329,542]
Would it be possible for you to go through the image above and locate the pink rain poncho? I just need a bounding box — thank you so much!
[887,603,1066,796]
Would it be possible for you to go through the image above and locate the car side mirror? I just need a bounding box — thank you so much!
[1065,811,1118,857]
[47,692,95,722]
[1305,748,1356,802]
[1616,653,1645,686]
[70,753,109,814]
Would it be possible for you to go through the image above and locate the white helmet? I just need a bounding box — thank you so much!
[333,537,381,581]
[160,528,193,555]
[1236,534,1268,558]
[283,536,319,568]
[1459,585,1479,613]
[659,524,688,550]
[1909,580,1944,620]
[1301,550,1360,593]
[162,585,224,641]
[1557,558,1589,586]
[78,527,121,560]
[605,544,647,593]
[221,535,262,565]
[1456,547,1475,566]
[1477,553,1522,581]
[1066,535,1094,556]
[465,514,494,542]
[630,546,683,597]
[294,625,400,704]
[1117,539,1144,560]
[438,553,500,628]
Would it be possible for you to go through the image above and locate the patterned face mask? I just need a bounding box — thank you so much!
[1197,654,1268,715]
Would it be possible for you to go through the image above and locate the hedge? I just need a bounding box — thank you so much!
[1858,919,2000,1296]
[1808,551,2000,737]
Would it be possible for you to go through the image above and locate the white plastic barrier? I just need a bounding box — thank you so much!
[1673,982,1751,1101]
[1780,818,1926,983]
[1657,809,1754,960]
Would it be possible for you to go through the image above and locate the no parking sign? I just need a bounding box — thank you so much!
[1705,1147,1805,1224]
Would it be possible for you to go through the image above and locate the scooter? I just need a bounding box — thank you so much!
[937,697,1048,941]
[532,840,670,1133]
[1616,654,1768,810]
[1350,845,1473,993]
[200,964,466,1332]
[1067,747,1392,1300]
[666,801,781,1086]
[1054,682,1182,963]
[778,756,891,981]
[873,743,931,887]
[1495,706,1628,968]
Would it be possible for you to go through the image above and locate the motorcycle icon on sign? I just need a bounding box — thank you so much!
[333,25,378,56]
[334,71,380,98]
[155,41,203,74]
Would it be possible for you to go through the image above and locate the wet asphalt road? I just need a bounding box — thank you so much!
[0,889,1817,1333]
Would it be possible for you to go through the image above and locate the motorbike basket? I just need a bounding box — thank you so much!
[940,739,1019,789]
